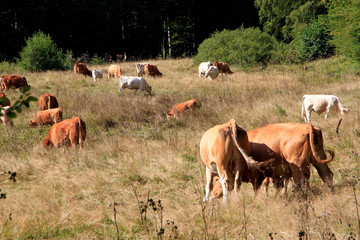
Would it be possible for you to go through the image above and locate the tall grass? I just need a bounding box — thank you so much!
[0,57,360,239]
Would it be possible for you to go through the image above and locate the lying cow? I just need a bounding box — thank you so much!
[136,62,149,76]
[213,61,233,74]
[144,64,162,77]
[38,93,59,111]
[119,76,152,95]
[0,93,10,107]
[198,62,212,77]
[302,94,349,123]
[0,106,13,127]
[167,99,199,119]
[108,65,122,79]
[29,108,63,127]
[92,70,103,82]
[42,117,86,148]
[74,62,92,77]
[200,119,263,202]
[0,75,29,92]
[205,66,219,80]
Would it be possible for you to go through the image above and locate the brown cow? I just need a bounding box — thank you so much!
[42,117,86,148]
[74,62,92,77]
[200,119,263,202]
[0,93,10,107]
[144,64,162,77]
[167,99,199,119]
[38,93,59,111]
[0,106,13,127]
[0,75,29,92]
[108,65,122,79]
[213,61,233,74]
[29,108,63,127]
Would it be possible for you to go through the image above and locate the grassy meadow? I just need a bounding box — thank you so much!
[1,57,360,239]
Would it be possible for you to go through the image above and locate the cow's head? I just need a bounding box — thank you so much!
[28,120,37,127]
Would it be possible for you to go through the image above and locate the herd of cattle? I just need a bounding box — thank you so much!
[0,60,351,202]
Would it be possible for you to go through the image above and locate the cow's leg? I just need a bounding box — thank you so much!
[204,167,213,202]
[325,107,330,120]
[134,89,138,95]
[233,162,242,193]
[263,177,270,196]
[305,110,311,123]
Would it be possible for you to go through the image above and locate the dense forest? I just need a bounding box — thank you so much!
[0,0,259,60]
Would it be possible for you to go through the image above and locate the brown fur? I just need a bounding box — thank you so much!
[37,93,59,111]
[0,75,29,91]
[213,61,233,74]
[108,65,122,79]
[144,64,162,77]
[74,63,92,77]
[29,108,63,127]
[167,99,199,119]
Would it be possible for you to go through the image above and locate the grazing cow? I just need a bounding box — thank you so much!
[74,62,92,77]
[0,93,10,107]
[38,93,59,111]
[29,108,63,127]
[302,94,349,123]
[167,99,199,119]
[200,119,264,202]
[144,64,162,77]
[119,76,152,95]
[213,61,233,74]
[108,65,122,79]
[92,70,103,82]
[0,75,28,92]
[136,62,150,76]
[210,123,334,199]
[0,106,13,127]
[205,66,219,80]
[198,62,212,77]
[42,117,86,148]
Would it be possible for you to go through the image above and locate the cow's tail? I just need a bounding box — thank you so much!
[77,117,86,148]
[301,96,305,119]
[308,124,334,164]
[47,94,51,110]
[74,63,78,73]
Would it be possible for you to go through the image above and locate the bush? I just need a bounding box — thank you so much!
[18,31,72,71]
[299,19,334,61]
[90,54,105,65]
[194,27,278,70]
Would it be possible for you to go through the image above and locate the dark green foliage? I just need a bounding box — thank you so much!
[18,31,71,72]
[299,19,334,61]
[194,28,277,69]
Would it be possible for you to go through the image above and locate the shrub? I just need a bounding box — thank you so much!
[18,31,72,71]
[194,27,278,70]
[90,54,105,65]
[299,19,334,61]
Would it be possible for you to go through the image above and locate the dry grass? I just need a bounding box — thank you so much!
[0,57,360,239]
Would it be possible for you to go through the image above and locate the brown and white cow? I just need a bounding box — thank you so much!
[38,93,59,111]
[29,108,63,127]
[108,65,122,79]
[144,64,162,77]
[74,62,92,77]
[0,75,29,92]
[0,106,13,127]
[42,117,86,148]
[200,119,264,202]
[167,99,199,119]
[0,93,10,107]
[213,61,233,74]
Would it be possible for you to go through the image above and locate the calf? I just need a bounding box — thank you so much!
[205,66,219,80]
[144,64,162,77]
[0,106,13,127]
[0,75,28,92]
[108,65,122,79]
[0,93,10,107]
[119,76,152,95]
[38,93,59,111]
[29,108,63,127]
[42,117,86,148]
[136,62,149,76]
[167,99,199,119]
[302,94,349,123]
[74,62,92,77]
[92,70,103,82]
[198,62,212,77]
[213,61,233,74]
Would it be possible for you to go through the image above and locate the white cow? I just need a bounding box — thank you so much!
[92,70,103,82]
[136,63,150,76]
[0,106,13,127]
[119,76,152,95]
[198,62,212,77]
[302,94,349,123]
[205,66,220,80]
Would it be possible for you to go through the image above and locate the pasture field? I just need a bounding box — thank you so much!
[0,57,360,239]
